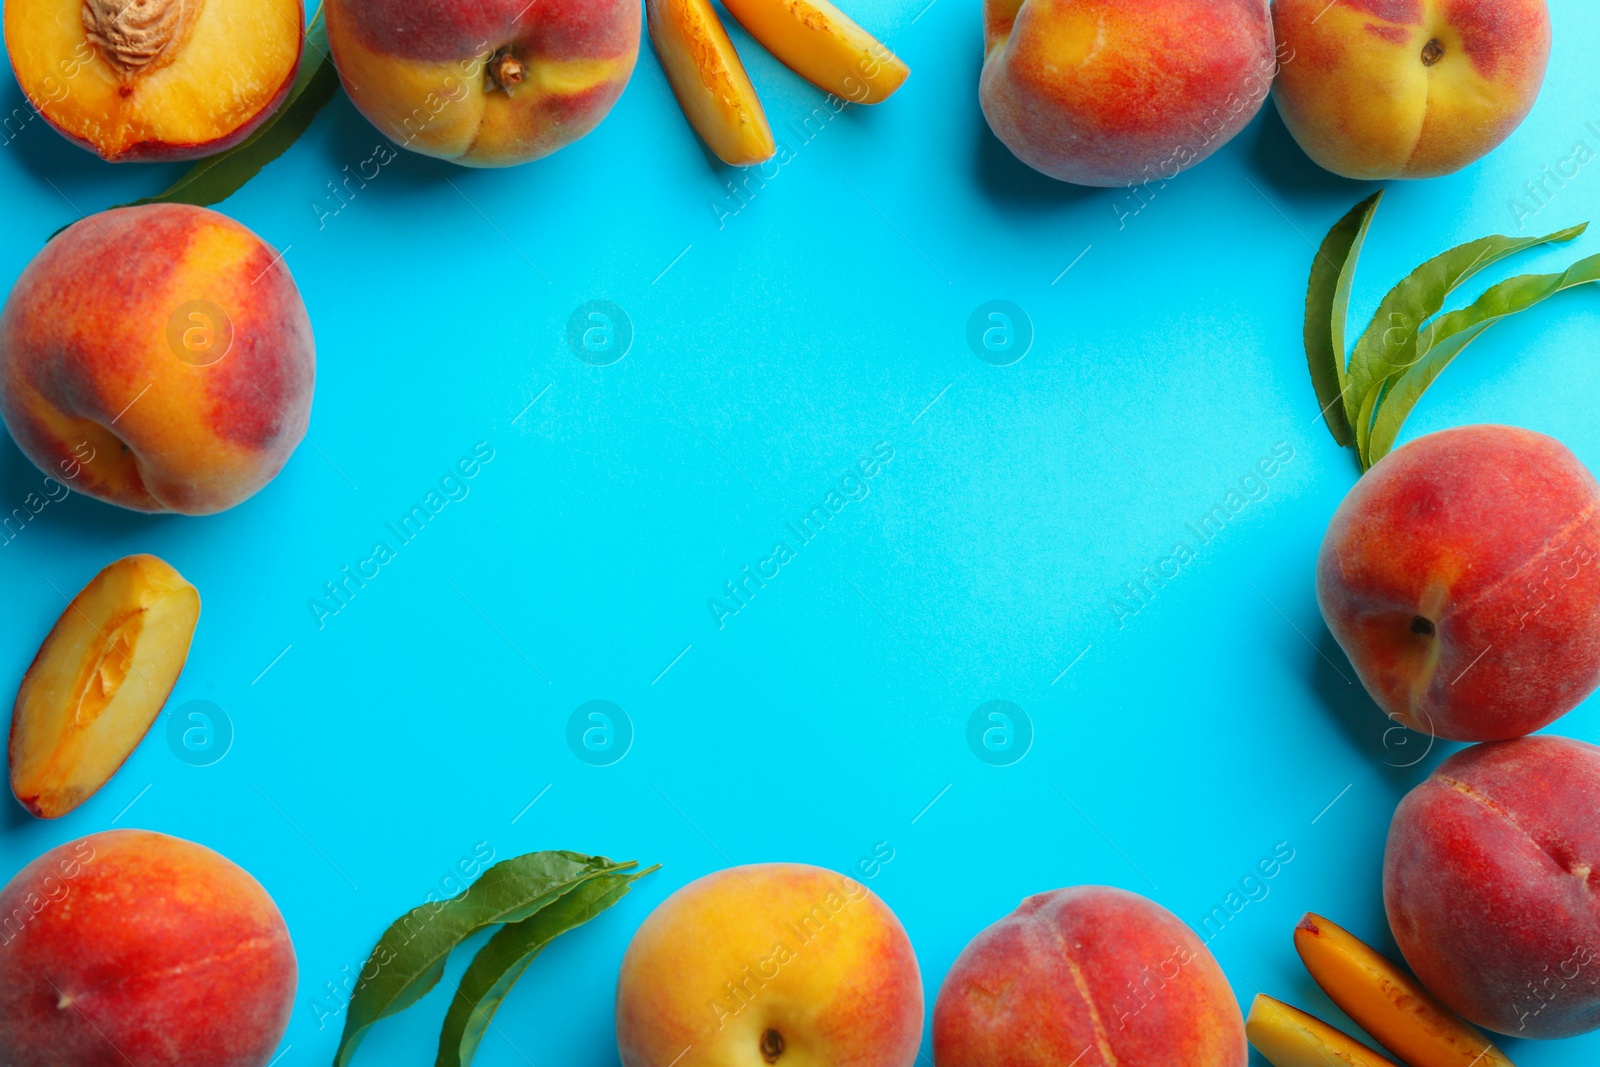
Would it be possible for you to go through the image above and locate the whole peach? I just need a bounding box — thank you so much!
[1272,0,1550,179]
[933,886,1247,1066]
[325,0,640,167]
[1385,736,1600,1038]
[979,0,1278,187]
[0,829,297,1067]
[1318,425,1600,742]
[616,863,923,1067]
[0,204,314,515]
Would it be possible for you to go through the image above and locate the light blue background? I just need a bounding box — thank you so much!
[3,1,1600,1063]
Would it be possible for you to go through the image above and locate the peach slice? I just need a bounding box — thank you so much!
[1247,995,1401,1067]
[1294,914,1515,1067]
[3,0,303,161]
[647,0,775,165]
[719,0,908,103]
[10,555,200,819]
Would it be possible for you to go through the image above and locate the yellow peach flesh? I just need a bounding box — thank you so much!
[1294,914,1515,1067]
[1247,995,1401,1067]
[718,0,908,104]
[647,0,775,166]
[10,555,200,819]
[3,0,302,160]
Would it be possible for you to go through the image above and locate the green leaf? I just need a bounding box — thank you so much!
[1345,225,1585,433]
[332,851,636,1067]
[111,7,337,214]
[1355,382,1384,471]
[1365,252,1600,465]
[436,865,659,1067]
[1344,222,1587,444]
[1305,190,1383,448]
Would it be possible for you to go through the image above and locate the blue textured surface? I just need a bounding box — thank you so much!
[3,1,1600,1064]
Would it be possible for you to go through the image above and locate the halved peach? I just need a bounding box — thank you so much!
[10,555,200,818]
[719,0,908,103]
[3,0,303,161]
[648,0,775,165]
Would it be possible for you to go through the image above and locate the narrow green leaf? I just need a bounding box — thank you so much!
[1366,252,1600,465]
[332,851,636,1067]
[436,865,659,1067]
[1305,191,1383,448]
[1344,223,1588,438]
[114,8,336,213]
[1355,383,1384,472]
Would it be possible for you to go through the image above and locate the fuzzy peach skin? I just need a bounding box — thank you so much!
[1272,0,1551,179]
[325,0,640,167]
[4,0,302,161]
[1317,425,1600,742]
[979,0,1278,187]
[0,203,314,515]
[1385,736,1600,1039]
[616,863,923,1067]
[0,829,297,1067]
[933,886,1247,1067]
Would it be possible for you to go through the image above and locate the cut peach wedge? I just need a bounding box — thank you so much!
[719,0,908,103]
[1294,914,1517,1067]
[10,555,200,819]
[648,0,775,165]
[1248,995,1401,1067]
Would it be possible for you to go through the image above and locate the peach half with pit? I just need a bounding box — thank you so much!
[3,0,303,161]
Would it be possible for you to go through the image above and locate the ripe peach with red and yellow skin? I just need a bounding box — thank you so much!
[615,863,923,1067]
[979,0,1278,187]
[1317,425,1600,742]
[1272,0,1551,179]
[1385,735,1600,1039]
[325,0,640,167]
[3,0,302,161]
[0,203,314,515]
[0,829,297,1067]
[933,886,1247,1067]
